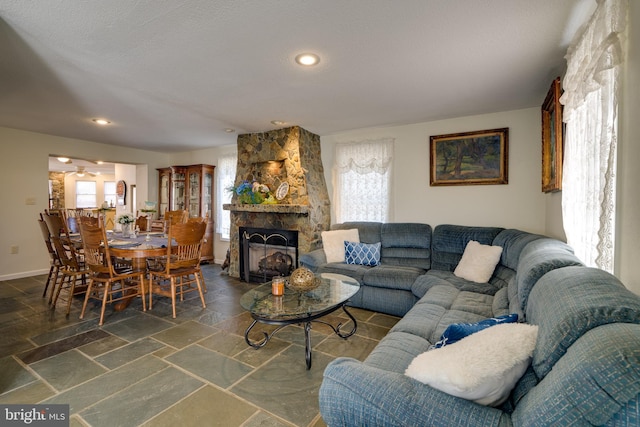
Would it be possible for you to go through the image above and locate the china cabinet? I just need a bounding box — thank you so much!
[157,164,215,262]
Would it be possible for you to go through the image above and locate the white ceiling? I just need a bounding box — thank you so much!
[1,0,595,153]
[48,157,115,174]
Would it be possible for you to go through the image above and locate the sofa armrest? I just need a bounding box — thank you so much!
[319,358,511,427]
[299,248,327,272]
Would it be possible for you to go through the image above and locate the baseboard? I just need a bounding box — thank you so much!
[0,268,49,281]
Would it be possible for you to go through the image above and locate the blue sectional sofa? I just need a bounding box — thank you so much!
[300,223,640,426]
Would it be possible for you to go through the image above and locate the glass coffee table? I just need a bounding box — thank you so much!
[240,273,360,369]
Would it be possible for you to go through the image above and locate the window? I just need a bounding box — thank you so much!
[216,153,237,240]
[104,181,116,207]
[76,181,97,208]
[333,138,394,223]
[560,0,626,273]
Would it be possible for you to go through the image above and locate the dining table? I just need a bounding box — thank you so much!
[107,231,174,311]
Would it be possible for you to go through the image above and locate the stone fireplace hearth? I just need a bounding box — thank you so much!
[224,126,330,279]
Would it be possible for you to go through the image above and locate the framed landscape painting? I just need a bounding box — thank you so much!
[430,128,509,186]
[541,77,563,193]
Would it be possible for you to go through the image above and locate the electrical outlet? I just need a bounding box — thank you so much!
[10,245,19,254]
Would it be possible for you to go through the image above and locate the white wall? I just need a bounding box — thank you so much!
[617,0,640,295]
[0,127,170,280]
[321,107,553,236]
[63,173,116,208]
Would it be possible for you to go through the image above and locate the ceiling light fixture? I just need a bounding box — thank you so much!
[92,118,111,125]
[224,128,235,133]
[295,53,320,66]
[57,157,70,163]
[271,120,285,126]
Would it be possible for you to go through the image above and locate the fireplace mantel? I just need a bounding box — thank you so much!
[223,204,309,215]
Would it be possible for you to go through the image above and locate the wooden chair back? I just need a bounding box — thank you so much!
[135,214,148,231]
[43,212,71,242]
[47,221,82,272]
[164,221,206,272]
[78,215,100,229]
[65,209,95,233]
[78,220,114,277]
[165,209,187,225]
[38,215,58,263]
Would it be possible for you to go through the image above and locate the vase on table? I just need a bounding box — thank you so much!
[122,222,132,238]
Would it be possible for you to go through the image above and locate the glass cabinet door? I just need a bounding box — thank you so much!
[172,171,186,210]
[203,170,213,220]
[159,173,169,215]
[188,170,201,218]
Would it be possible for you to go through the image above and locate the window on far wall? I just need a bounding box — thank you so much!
[333,138,394,223]
[76,181,97,208]
[104,181,116,207]
[216,153,237,240]
[560,0,626,273]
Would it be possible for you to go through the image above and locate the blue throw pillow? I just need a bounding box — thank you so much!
[344,241,381,266]
[433,313,519,349]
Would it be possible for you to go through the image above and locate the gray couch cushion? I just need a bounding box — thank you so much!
[316,262,369,284]
[332,222,382,244]
[492,229,545,271]
[412,270,503,300]
[392,284,495,344]
[362,265,425,291]
[511,323,640,426]
[515,238,583,311]
[526,266,640,379]
[380,223,432,270]
[352,286,417,317]
[364,331,432,373]
[431,224,504,271]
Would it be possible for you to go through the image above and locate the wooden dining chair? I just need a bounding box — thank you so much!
[64,208,95,233]
[165,209,188,226]
[135,212,148,232]
[44,213,88,314]
[148,221,207,318]
[37,213,62,301]
[78,220,146,326]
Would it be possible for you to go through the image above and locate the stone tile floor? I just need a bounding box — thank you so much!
[0,264,399,426]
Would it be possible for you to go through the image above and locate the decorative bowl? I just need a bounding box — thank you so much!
[287,267,320,291]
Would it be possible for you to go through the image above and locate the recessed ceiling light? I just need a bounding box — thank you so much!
[57,157,70,163]
[295,53,320,66]
[92,118,111,125]
[224,128,235,133]
[271,120,285,126]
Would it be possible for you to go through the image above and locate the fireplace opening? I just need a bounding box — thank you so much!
[239,227,299,283]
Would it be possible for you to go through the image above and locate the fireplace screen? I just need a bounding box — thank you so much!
[239,227,298,283]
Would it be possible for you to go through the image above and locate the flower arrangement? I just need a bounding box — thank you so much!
[229,180,277,204]
[116,213,135,225]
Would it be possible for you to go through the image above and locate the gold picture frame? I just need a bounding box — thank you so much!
[541,77,563,193]
[429,128,509,186]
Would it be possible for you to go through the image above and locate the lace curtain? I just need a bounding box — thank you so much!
[560,0,627,272]
[333,138,394,223]
[216,153,237,239]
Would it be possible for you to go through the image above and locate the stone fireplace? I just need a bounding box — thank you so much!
[224,126,331,279]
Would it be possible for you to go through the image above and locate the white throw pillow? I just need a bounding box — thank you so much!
[405,323,538,407]
[454,240,503,283]
[321,229,360,263]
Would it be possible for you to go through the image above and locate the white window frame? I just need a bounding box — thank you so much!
[76,180,97,208]
[333,138,394,223]
[216,153,237,240]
